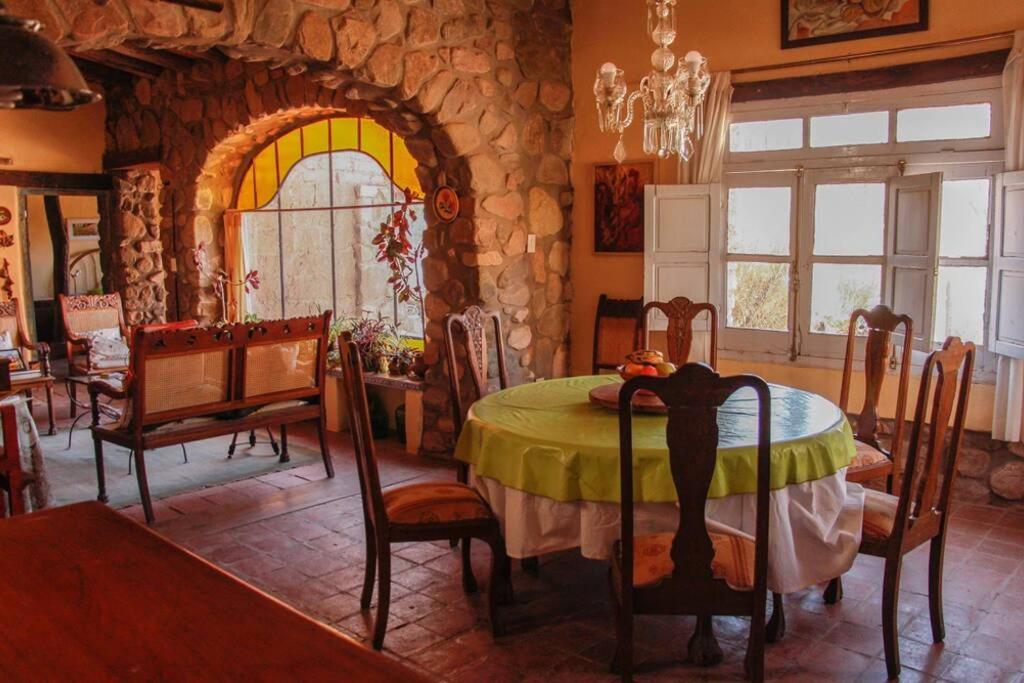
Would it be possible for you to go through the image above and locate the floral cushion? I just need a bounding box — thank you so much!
[631,528,755,591]
[383,482,492,525]
[862,488,900,540]
[85,327,129,369]
[851,441,890,470]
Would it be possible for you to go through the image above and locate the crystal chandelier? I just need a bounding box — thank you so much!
[593,0,710,163]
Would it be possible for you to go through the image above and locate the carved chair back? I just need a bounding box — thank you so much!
[617,363,770,611]
[889,337,974,549]
[126,313,330,431]
[0,299,34,364]
[59,293,130,373]
[338,333,389,536]
[592,294,642,374]
[641,297,718,368]
[442,306,509,431]
[839,305,914,465]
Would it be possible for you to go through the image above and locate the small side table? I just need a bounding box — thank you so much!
[7,370,56,436]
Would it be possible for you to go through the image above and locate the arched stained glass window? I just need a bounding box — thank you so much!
[232,117,425,336]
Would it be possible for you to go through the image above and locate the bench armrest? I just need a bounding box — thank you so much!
[89,377,130,401]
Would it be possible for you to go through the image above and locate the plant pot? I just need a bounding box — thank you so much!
[410,352,427,379]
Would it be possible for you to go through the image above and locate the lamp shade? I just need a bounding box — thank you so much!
[0,3,100,111]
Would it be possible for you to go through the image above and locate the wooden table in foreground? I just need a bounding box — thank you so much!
[0,502,430,682]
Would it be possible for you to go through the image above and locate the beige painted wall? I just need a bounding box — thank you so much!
[26,195,100,300]
[569,0,1024,431]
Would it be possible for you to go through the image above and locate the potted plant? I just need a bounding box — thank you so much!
[191,241,260,325]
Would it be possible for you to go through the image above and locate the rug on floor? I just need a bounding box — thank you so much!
[40,426,323,508]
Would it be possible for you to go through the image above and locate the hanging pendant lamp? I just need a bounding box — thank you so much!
[0,1,100,111]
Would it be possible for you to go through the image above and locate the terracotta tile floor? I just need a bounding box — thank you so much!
[31,387,1024,682]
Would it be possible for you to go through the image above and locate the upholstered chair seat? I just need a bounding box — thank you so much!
[629,527,755,591]
[861,488,900,541]
[382,482,492,526]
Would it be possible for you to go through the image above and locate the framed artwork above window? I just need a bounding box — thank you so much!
[594,161,654,253]
[782,0,929,50]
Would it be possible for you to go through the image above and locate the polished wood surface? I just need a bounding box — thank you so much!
[611,364,771,681]
[0,404,28,516]
[641,297,718,369]
[0,501,430,682]
[339,334,511,650]
[838,305,913,487]
[829,337,975,680]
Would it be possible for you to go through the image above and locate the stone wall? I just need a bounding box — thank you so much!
[100,170,167,325]
[23,0,575,456]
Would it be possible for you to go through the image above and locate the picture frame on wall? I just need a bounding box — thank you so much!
[66,217,100,241]
[594,161,655,254]
[781,0,929,49]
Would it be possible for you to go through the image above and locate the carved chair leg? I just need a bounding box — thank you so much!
[227,432,239,458]
[93,437,108,503]
[766,592,786,643]
[45,383,55,436]
[371,548,391,651]
[881,559,903,680]
[687,615,723,667]
[360,522,377,610]
[747,606,767,682]
[823,576,843,604]
[461,537,478,594]
[484,532,510,636]
[928,535,946,643]
[317,419,334,478]
[134,447,155,525]
[609,570,632,681]
[278,424,289,463]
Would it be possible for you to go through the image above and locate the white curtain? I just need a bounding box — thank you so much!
[993,30,1024,444]
[679,71,733,184]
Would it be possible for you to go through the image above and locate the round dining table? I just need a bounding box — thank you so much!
[454,374,866,594]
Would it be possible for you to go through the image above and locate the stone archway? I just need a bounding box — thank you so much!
[31,0,574,455]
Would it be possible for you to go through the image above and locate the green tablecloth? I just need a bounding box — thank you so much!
[454,375,855,503]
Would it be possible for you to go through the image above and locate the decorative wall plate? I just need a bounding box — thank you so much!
[0,206,10,226]
[432,185,459,223]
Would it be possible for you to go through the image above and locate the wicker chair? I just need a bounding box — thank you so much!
[59,293,130,417]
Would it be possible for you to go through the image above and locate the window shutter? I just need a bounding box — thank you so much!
[884,172,943,350]
[643,184,721,358]
[990,170,1024,359]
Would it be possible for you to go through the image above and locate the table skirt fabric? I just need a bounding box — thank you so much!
[1,394,50,512]
[471,467,864,594]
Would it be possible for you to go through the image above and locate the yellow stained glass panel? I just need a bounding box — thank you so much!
[361,119,392,176]
[276,129,302,186]
[236,166,256,211]
[252,146,279,209]
[392,139,422,199]
[303,119,330,156]
[330,118,359,152]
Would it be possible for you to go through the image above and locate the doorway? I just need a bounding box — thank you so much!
[19,190,108,353]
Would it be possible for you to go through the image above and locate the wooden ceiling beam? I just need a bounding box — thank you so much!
[109,44,195,73]
[72,57,134,87]
[75,50,162,79]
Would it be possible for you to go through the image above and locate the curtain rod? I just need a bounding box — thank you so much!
[733,31,1015,76]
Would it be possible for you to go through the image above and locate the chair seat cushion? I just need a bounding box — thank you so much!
[851,441,890,469]
[383,482,492,525]
[862,488,900,540]
[631,528,755,591]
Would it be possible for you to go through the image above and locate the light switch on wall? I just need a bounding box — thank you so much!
[527,233,536,253]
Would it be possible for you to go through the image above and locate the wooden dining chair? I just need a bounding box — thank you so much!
[640,297,718,368]
[829,337,974,680]
[0,403,29,516]
[838,305,914,489]
[611,363,771,681]
[442,305,509,483]
[338,333,512,651]
[593,295,642,373]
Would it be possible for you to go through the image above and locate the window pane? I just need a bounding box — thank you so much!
[333,150,395,206]
[940,179,990,258]
[935,266,987,345]
[281,210,333,318]
[727,187,790,255]
[810,264,882,335]
[729,119,803,153]
[897,103,991,142]
[810,111,888,147]
[241,211,282,320]
[813,183,885,256]
[727,262,790,331]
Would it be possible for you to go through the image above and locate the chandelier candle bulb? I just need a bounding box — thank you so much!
[592,0,710,162]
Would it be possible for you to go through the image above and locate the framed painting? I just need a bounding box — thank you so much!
[782,0,929,49]
[66,217,100,241]
[594,161,654,253]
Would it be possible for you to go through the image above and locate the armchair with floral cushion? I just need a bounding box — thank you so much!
[0,298,50,375]
[59,293,131,417]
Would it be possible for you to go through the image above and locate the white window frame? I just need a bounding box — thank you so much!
[722,77,1004,380]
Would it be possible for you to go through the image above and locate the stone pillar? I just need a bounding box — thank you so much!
[106,170,168,325]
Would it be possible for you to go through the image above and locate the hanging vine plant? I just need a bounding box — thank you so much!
[372,187,425,330]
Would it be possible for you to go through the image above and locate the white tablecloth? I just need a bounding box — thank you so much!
[471,467,865,594]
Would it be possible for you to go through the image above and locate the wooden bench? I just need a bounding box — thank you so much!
[89,314,335,524]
